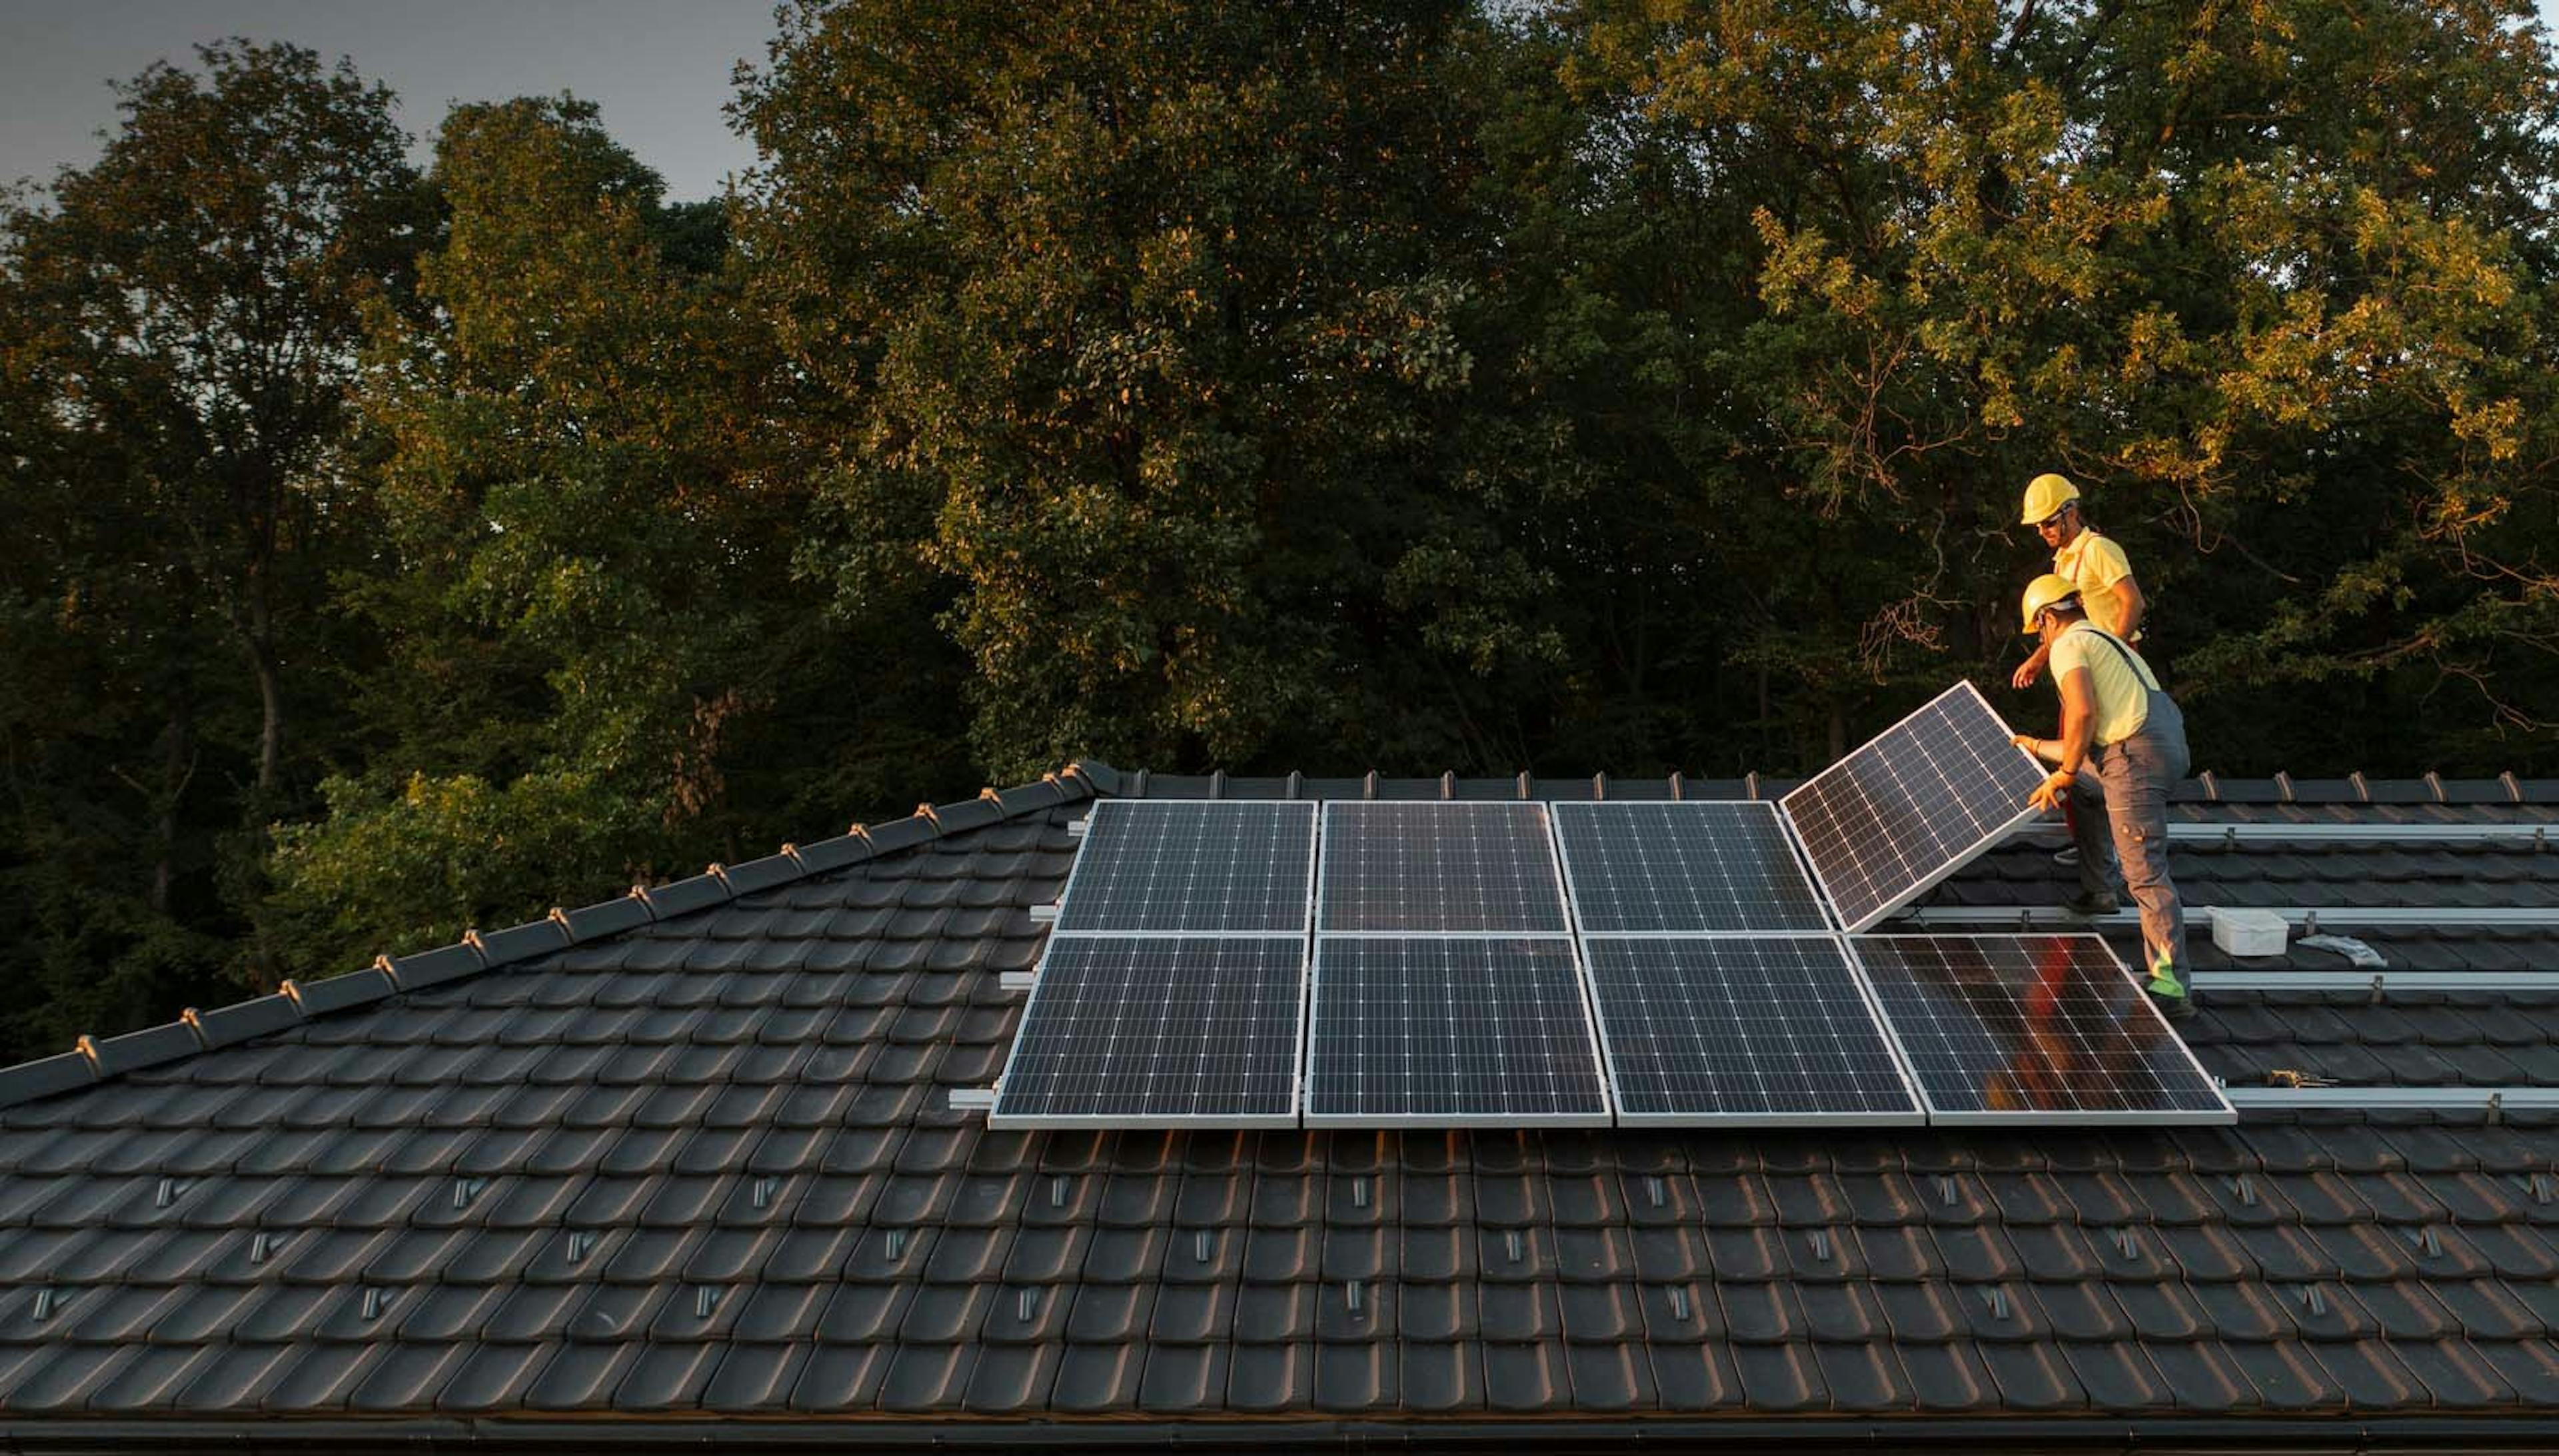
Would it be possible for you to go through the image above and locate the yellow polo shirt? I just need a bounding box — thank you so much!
[2049,624,2158,747]
[2054,529,2138,641]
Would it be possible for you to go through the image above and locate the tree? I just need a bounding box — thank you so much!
[1565,0,2559,772]
[267,97,967,970]
[738,0,1565,778]
[0,41,421,1048]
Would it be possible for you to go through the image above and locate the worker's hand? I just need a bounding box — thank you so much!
[2011,658,2043,690]
[2010,733,2037,758]
[2028,769,2075,813]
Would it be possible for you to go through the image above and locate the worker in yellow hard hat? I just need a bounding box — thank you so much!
[2011,473,2146,692]
[2012,574,2194,1021]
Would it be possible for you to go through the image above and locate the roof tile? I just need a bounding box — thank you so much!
[3,772,2558,1431]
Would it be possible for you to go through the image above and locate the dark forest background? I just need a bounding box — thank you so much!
[5,0,2556,1058]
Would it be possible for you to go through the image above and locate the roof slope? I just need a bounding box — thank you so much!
[0,769,2557,1447]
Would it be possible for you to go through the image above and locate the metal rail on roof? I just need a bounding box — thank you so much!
[2193,970,2559,994]
[2224,1085,2559,1113]
[1901,905,2559,930]
[2012,821,2554,846]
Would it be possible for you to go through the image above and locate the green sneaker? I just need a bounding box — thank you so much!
[2146,974,2195,1023]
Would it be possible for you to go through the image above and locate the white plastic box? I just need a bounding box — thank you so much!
[2210,907,2290,958]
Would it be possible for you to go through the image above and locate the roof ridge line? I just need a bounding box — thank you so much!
[0,760,1116,1113]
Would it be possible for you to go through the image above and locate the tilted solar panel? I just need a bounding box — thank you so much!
[1317,802,1569,934]
[1553,802,1833,934]
[1779,682,2047,933]
[988,936,1306,1129]
[1303,938,1609,1126]
[1054,800,1317,934]
[1580,936,1922,1125]
[1849,933,2234,1125]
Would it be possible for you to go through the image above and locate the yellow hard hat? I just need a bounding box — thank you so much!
[2021,472,2080,526]
[2019,574,2079,635]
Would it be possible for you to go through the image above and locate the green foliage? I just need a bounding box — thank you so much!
[3,3,2556,1057]
[736,0,1555,778]
[0,40,423,1048]
[266,97,970,974]
[1574,0,2559,762]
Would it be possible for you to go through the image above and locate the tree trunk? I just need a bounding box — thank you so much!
[243,508,285,799]
[148,692,193,917]
[250,627,283,799]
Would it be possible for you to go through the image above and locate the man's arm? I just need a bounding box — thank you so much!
[2011,639,2052,690]
[2095,574,2144,639]
[2027,667,2097,812]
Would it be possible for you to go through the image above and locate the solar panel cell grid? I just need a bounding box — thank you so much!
[1553,802,1832,933]
[1849,933,2234,1125]
[1056,801,1316,934]
[1781,683,2047,933]
[1305,938,1608,1125]
[1318,803,1569,934]
[990,936,1305,1127]
[1581,936,1921,1123]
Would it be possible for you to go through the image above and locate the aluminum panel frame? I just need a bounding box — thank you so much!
[1847,932,2237,1128]
[1300,932,1613,1129]
[1049,798,1320,938]
[1779,682,2047,935]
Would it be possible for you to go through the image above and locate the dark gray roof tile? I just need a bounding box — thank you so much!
[369,1344,487,1414]
[523,1341,637,1411]
[963,1342,1059,1413]
[383,942,484,991]
[860,814,939,858]
[816,1282,914,1344]
[1479,1282,1561,1343]
[1727,1341,1823,1411]
[283,968,397,1018]
[924,794,1006,838]
[700,1341,806,1410]
[786,833,876,875]
[76,1022,203,1080]
[616,1341,724,1408]
[183,996,303,1052]
[1149,1282,1232,1344]
[788,1341,888,1410]
[2,774,2557,1431]
[1235,1281,1315,1343]
[641,872,733,921]
[1224,1341,1309,1411]
[1977,1339,2085,1409]
[2,1345,137,1413]
[87,1343,218,1413]
[1048,1341,1139,1413]
[878,1341,975,1411]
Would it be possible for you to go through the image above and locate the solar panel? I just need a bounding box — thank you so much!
[1848,934,2234,1125]
[1553,802,1833,933]
[1054,800,1317,934]
[1779,682,2047,934]
[1303,938,1609,1126]
[1580,936,1922,1125]
[988,936,1305,1128]
[1317,803,1569,934]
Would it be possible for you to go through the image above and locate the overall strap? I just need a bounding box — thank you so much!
[2070,622,2160,693]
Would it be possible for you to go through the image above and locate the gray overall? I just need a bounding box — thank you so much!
[2064,626,2192,994]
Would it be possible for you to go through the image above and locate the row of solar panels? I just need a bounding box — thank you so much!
[986,682,2236,1129]
[1044,683,2043,940]
[991,806,2230,1128]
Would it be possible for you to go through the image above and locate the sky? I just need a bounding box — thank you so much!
[4,1,2558,205]
[0,0,778,201]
